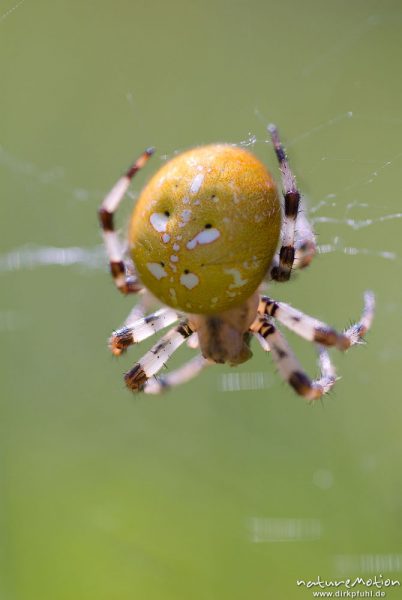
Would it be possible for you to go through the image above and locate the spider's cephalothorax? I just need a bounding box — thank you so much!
[99,126,374,400]
[188,292,259,366]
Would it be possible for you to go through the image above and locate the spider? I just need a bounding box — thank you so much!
[98,125,374,399]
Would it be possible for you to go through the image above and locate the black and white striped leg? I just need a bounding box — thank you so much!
[268,204,316,278]
[293,198,316,269]
[342,290,375,344]
[268,124,301,282]
[98,147,154,294]
[143,354,210,394]
[258,291,375,351]
[124,320,195,392]
[109,307,179,356]
[253,330,271,352]
[250,317,337,400]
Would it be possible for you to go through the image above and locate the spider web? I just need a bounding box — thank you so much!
[0,0,26,24]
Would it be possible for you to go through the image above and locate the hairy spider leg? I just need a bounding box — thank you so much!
[250,316,336,400]
[122,289,156,326]
[109,307,179,356]
[125,320,195,392]
[144,354,210,394]
[268,124,302,282]
[268,197,317,278]
[258,291,375,350]
[342,291,375,343]
[293,201,317,269]
[98,147,154,294]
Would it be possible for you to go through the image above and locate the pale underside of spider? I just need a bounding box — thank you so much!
[98,125,374,400]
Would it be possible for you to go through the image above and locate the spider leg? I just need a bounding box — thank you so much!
[125,320,195,392]
[250,316,336,400]
[98,147,154,294]
[109,307,179,356]
[268,124,303,282]
[342,291,375,342]
[122,289,156,326]
[268,197,316,279]
[186,332,199,349]
[143,353,210,394]
[253,332,271,352]
[293,203,317,269]
[258,291,375,351]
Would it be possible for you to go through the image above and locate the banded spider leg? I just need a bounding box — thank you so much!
[258,291,375,350]
[250,291,375,399]
[98,147,154,294]
[268,124,316,281]
[251,315,336,400]
[124,320,196,392]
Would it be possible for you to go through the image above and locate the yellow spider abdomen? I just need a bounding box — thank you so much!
[129,144,281,314]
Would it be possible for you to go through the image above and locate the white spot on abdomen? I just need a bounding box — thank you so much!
[181,209,192,222]
[150,212,169,233]
[180,272,199,289]
[224,268,248,288]
[186,228,220,250]
[162,233,170,243]
[146,262,168,280]
[189,173,204,194]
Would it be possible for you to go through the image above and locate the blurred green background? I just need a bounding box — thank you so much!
[1,0,402,598]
